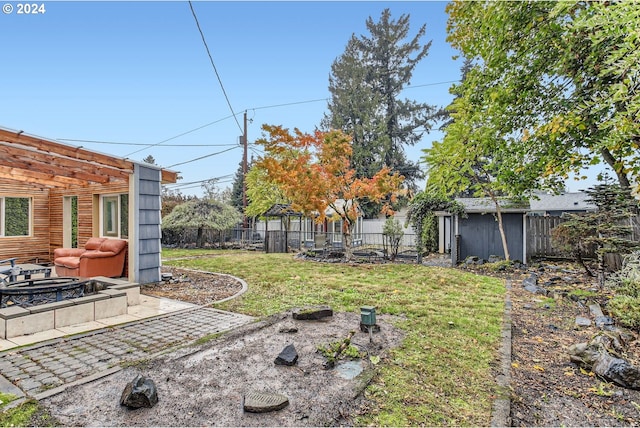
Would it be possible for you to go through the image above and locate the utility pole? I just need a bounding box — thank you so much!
[242,110,248,229]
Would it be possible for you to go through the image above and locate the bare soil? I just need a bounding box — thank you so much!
[35,267,405,427]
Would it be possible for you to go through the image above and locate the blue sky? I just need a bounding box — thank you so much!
[2,1,463,196]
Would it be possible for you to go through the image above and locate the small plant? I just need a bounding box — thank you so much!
[382,217,404,261]
[588,382,614,397]
[317,331,361,367]
[607,251,640,330]
[486,259,514,272]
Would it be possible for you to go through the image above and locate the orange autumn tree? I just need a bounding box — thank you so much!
[255,125,404,261]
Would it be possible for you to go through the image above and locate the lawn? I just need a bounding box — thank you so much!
[163,249,506,426]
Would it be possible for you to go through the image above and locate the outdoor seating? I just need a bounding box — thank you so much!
[0,258,52,286]
[54,237,127,278]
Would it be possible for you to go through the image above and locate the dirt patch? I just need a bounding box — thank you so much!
[37,268,405,427]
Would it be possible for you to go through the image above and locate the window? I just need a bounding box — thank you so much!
[101,194,128,239]
[0,197,31,237]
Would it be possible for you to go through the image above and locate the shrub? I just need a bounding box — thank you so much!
[606,251,640,330]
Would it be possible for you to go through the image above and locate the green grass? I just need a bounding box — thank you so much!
[0,398,57,427]
[163,248,506,426]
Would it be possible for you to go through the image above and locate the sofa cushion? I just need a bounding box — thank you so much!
[54,256,80,269]
[85,237,107,250]
[99,239,126,254]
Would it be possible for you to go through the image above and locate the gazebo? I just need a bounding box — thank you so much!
[262,204,303,253]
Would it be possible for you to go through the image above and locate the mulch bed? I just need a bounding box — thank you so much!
[140,266,243,306]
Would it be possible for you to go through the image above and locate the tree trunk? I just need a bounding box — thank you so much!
[196,227,204,248]
[493,203,511,261]
[343,223,354,261]
[601,147,631,189]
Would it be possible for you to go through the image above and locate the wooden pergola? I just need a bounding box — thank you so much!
[0,128,176,188]
[0,126,177,283]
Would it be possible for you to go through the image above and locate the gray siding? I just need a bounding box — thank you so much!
[457,213,524,262]
[134,164,163,284]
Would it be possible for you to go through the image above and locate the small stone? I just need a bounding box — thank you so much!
[120,374,158,408]
[274,344,298,366]
[595,315,615,329]
[243,391,289,413]
[575,316,592,327]
[279,326,298,334]
[589,303,605,318]
[292,306,333,320]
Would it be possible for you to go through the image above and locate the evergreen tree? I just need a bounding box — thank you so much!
[229,161,246,211]
[323,9,439,217]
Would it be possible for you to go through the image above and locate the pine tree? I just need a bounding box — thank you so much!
[323,9,438,217]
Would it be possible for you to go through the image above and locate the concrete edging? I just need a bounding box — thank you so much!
[491,280,512,427]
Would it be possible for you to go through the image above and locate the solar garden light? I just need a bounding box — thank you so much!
[360,305,376,343]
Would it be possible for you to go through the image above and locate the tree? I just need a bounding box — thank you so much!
[255,125,404,261]
[161,199,242,248]
[323,9,440,216]
[201,178,231,203]
[229,161,246,211]
[142,155,156,165]
[422,73,551,261]
[445,1,640,192]
[552,180,640,286]
[245,165,290,219]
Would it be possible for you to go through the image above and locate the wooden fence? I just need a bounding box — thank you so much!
[527,215,640,260]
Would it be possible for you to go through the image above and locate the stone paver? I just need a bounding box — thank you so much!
[0,307,253,397]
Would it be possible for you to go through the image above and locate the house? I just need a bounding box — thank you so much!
[438,193,595,264]
[255,201,364,252]
[0,127,177,283]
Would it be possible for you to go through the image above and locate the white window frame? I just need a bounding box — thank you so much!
[0,196,32,237]
[100,193,129,239]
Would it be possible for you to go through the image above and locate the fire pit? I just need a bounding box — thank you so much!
[0,277,90,308]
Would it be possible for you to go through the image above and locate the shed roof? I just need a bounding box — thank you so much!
[455,197,530,214]
[0,126,177,188]
[529,192,595,212]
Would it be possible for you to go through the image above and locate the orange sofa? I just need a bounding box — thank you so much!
[54,237,127,278]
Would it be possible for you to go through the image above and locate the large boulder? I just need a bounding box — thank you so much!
[120,374,158,408]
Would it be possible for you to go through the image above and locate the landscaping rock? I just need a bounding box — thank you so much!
[595,316,615,329]
[243,391,289,413]
[589,304,605,318]
[593,353,640,390]
[575,316,592,328]
[120,374,158,408]
[274,344,298,366]
[292,306,333,320]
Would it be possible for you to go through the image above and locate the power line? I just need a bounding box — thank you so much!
[58,80,457,154]
[188,1,242,134]
[58,138,238,147]
[123,113,236,157]
[167,146,240,168]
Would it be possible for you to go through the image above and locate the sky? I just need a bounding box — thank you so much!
[1,1,466,196]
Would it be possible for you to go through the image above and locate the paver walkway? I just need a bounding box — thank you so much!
[0,307,254,399]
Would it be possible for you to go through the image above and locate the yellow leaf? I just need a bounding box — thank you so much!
[533,365,545,372]
[564,369,575,377]
[511,362,520,368]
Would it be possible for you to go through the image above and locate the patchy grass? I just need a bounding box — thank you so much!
[162,249,506,426]
[0,398,58,427]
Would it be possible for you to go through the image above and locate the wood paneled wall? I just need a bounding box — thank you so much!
[49,182,129,256]
[0,178,129,264]
[0,179,51,263]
